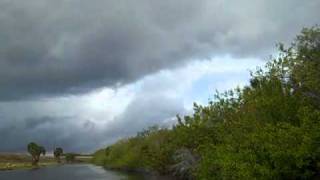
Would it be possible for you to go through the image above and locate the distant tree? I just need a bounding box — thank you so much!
[54,147,63,163]
[27,142,46,165]
[65,153,76,163]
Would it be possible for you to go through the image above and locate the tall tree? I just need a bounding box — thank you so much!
[27,142,46,165]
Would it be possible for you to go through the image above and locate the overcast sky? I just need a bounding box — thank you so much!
[0,0,319,153]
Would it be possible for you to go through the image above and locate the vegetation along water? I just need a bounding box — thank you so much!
[92,27,320,179]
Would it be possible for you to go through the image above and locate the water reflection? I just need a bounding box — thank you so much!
[0,164,172,180]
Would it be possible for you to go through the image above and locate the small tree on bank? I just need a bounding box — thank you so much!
[65,153,76,163]
[27,142,46,166]
[54,147,63,163]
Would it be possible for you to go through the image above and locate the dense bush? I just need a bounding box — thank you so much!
[93,27,320,179]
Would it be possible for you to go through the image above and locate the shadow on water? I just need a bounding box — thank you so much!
[0,164,174,180]
[113,170,175,180]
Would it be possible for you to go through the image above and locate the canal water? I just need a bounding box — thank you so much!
[0,164,173,180]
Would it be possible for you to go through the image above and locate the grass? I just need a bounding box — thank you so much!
[0,162,57,170]
[0,153,57,171]
[0,153,93,171]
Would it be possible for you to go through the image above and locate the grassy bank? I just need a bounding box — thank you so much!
[0,153,92,171]
[93,27,320,179]
[0,154,57,171]
[0,162,57,171]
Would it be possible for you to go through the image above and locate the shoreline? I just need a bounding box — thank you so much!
[0,162,58,171]
[98,165,176,180]
[0,154,58,171]
[0,153,92,171]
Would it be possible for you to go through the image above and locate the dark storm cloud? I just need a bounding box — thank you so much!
[0,115,103,152]
[0,70,187,152]
[0,0,319,100]
[0,94,185,152]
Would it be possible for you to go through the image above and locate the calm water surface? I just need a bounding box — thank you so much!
[0,164,173,180]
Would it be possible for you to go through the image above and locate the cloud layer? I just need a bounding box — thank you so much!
[0,0,319,152]
[0,0,319,100]
[0,58,264,152]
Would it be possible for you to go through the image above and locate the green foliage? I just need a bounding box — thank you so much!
[91,149,106,166]
[27,142,46,165]
[65,153,76,163]
[93,26,320,179]
[54,147,63,163]
[92,127,174,174]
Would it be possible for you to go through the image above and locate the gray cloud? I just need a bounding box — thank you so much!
[0,0,319,152]
[0,0,319,100]
[0,115,103,152]
[102,94,185,141]
[0,66,188,152]
[0,94,184,153]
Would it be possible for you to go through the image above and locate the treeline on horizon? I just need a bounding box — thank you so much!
[27,142,80,165]
[92,27,320,179]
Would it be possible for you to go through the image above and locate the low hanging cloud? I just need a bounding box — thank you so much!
[0,86,185,153]
[0,66,188,152]
[0,116,96,152]
[0,0,319,100]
